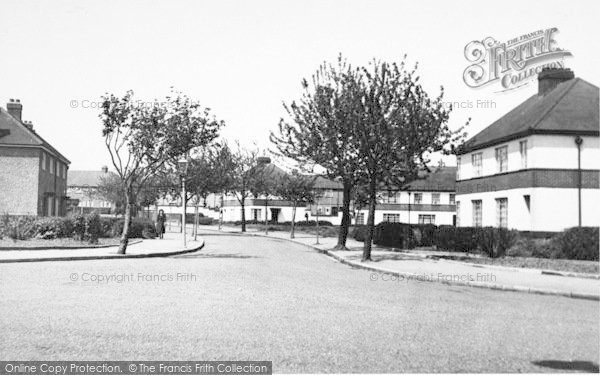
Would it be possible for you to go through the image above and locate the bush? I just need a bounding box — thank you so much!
[72,214,86,240]
[475,227,518,258]
[548,227,599,261]
[197,217,213,225]
[287,220,333,227]
[32,217,73,239]
[85,213,102,244]
[0,216,37,241]
[111,218,157,239]
[350,226,368,242]
[372,222,415,249]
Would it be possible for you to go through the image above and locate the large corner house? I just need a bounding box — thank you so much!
[0,99,70,216]
[456,68,599,231]
[157,157,457,226]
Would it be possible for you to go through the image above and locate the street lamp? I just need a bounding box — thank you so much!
[178,156,189,248]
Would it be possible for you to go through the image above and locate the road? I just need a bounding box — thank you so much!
[1,233,598,373]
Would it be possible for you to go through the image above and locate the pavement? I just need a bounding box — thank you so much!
[0,232,204,263]
[199,224,600,300]
[1,233,597,372]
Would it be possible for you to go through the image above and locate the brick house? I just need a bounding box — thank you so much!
[67,166,116,214]
[0,99,70,216]
[455,69,599,231]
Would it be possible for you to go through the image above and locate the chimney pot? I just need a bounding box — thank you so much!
[101,166,108,173]
[538,68,575,95]
[257,156,271,164]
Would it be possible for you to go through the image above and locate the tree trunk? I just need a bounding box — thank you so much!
[290,203,297,239]
[240,199,246,232]
[362,179,377,261]
[335,180,352,250]
[118,193,132,254]
[194,204,199,241]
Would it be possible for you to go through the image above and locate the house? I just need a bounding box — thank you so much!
[355,166,457,226]
[0,99,70,216]
[156,157,457,226]
[455,68,599,231]
[67,166,116,214]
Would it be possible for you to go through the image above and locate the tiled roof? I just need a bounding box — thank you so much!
[68,170,113,187]
[458,78,599,154]
[401,166,456,192]
[0,107,70,164]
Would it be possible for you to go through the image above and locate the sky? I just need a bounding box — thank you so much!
[1,0,599,171]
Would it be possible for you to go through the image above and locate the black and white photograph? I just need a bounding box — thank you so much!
[1,0,599,373]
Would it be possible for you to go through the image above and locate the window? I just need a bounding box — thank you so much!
[432,193,440,205]
[41,152,46,171]
[472,200,482,227]
[456,157,461,180]
[472,153,483,177]
[520,140,527,169]
[383,191,400,204]
[49,157,55,175]
[355,212,365,225]
[418,214,435,224]
[456,201,461,226]
[449,194,455,205]
[495,146,508,173]
[383,213,401,223]
[251,208,261,221]
[523,195,530,212]
[496,198,508,228]
[413,193,422,204]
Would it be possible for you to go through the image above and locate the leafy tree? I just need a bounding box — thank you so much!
[276,172,316,238]
[354,58,466,261]
[224,143,261,232]
[100,89,223,253]
[271,55,363,249]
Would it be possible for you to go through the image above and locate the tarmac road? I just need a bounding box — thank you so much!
[1,233,598,373]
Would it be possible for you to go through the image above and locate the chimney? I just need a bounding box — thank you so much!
[101,166,108,173]
[257,156,271,164]
[7,99,23,122]
[23,120,34,131]
[538,68,575,95]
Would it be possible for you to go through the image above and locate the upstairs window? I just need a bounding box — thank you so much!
[520,140,528,169]
[472,153,483,177]
[41,152,47,171]
[413,193,422,205]
[449,194,456,205]
[495,146,508,173]
[432,193,440,205]
[456,157,461,180]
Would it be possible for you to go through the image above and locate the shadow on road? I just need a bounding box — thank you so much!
[532,360,599,372]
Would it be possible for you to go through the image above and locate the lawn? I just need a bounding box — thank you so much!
[0,237,124,250]
[429,254,599,275]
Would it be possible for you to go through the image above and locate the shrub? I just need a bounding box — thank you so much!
[0,216,37,241]
[85,213,102,244]
[111,217,157,239]
[372,222,414,249]
[33,217,73,239]
[548,227,599,261]
[475,227,518,258]
[350,226,368,242]
[197,217,213,225]
[72,214,86,241]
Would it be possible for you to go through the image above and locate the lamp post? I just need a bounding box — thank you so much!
[178,156,189,248]
[575,136,583,227]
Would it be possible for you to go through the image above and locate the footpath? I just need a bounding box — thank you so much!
[0,233,204,263]
[198,224,600,301]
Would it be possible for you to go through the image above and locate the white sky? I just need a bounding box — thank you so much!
[1,0,599,171]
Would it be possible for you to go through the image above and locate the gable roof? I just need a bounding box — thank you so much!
[68,170,113,187]
[458,78,599,154]
[0,107,70,164]
[401,166,456,192]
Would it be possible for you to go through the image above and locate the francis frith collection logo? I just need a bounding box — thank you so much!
[463,27,572,92]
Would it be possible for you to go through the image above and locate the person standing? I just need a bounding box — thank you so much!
[156,209,166,239]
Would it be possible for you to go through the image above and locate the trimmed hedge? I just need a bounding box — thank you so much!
[548,227,598,261]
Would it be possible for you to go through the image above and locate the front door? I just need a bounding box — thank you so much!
[270,208,280,223]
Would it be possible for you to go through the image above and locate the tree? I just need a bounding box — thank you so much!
[354,58,466,261]
[100,89,223,254]
[249,158,281,235]
[271,54,363,250]
[276,173,316,238]
[225,143,261,233]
